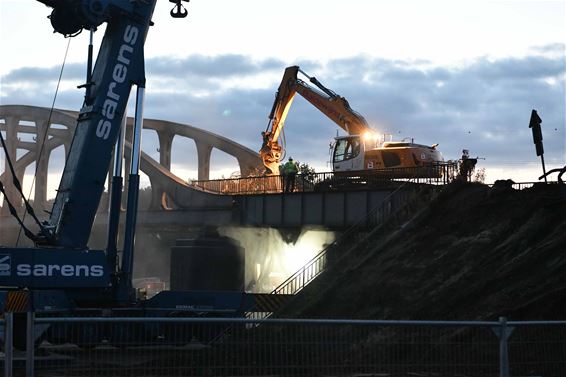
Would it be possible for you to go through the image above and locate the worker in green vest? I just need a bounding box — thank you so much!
[283,157,299,193]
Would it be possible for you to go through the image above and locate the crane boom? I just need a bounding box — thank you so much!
[40,1,156,249]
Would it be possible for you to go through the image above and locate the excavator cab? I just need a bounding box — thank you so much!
[332,136,364,172]
[333,133,445,177]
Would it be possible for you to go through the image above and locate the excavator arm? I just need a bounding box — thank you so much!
[260,66,371,174]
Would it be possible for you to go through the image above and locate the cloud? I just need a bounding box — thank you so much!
[146,54,285,79]
[1,63,85,83]
[530,43,566,55]
[1,46,564,181]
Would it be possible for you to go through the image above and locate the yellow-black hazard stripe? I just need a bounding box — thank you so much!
[5,291,29,313]
[252,293,293,313]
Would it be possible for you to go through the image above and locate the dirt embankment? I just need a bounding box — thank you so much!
[282,182,566,320]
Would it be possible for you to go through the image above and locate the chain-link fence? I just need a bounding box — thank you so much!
[3,315,566,377]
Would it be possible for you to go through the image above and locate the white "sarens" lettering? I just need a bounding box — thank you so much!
[16,264,104,277]
[96,24,139,140]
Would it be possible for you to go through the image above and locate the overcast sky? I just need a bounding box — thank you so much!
[1,0,565,189]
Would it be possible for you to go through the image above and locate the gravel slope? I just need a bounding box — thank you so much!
[281,182,566,321]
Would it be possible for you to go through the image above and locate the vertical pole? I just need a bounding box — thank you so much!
[121,86,145,300]
[4,312,13,377]
[528,109,546,183]
[85,29,94,102]
[498,316,511,377]
[26,311,35,377]
[107,115,126,272]
[540,154,548,183]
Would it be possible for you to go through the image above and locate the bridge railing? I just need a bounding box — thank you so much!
[190,162,459,195]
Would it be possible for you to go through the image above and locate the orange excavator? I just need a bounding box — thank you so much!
[260,66,444,177]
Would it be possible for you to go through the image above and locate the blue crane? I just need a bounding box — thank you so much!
[0,0,266,348]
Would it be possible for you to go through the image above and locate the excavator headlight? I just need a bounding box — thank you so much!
[362,131,380,144]
[362,131,373,141]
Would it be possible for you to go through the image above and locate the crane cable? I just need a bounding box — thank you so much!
[14,37,72,246]
[0,127,43,241]
[0,178,39,242]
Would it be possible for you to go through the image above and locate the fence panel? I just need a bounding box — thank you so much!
[1,315,11,377]
[5,317,566,376]
[22,318,506,377]
[508,322,566,376]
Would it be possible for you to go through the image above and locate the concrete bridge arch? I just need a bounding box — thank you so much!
[0,104,261,213]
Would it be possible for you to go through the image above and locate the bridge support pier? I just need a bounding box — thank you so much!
[34,120,50,212]
[196,142,212,181]
[2,116,21,215]
[158,132,175,210]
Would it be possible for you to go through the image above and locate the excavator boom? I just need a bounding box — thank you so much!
[260,66,372,174]
[294,70,370,136]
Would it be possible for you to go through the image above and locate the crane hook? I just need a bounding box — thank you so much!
[170,0,189,18]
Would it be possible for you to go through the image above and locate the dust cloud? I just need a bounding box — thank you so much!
[86,223,335,295]
[220,227,335,293]
[88,224,176,288]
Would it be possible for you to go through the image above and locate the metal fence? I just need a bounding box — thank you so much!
[190,163,459,195]
[489,181,561,190]
[2,314,566,377]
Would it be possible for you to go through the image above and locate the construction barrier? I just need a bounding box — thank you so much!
[2,315,566,376]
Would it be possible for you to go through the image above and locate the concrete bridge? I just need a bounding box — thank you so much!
[0,105,405,241]
[0,104,262,212]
